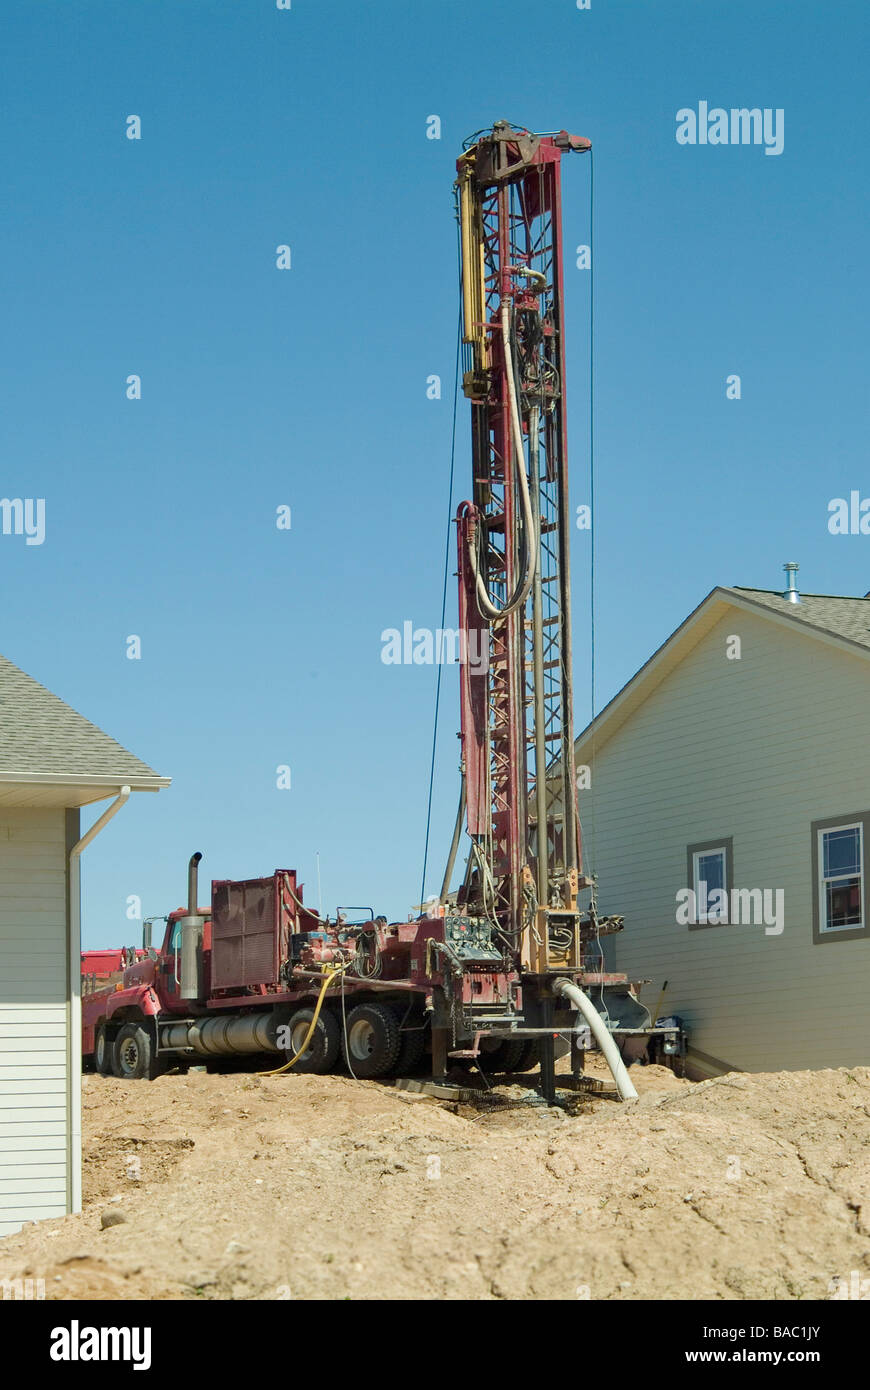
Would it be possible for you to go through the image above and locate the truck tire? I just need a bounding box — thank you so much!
[480,1038,526,1074]
[391,1009,426,1074]
[95,1026,113,1076]
[284,1007,340,1075]
[114,1023,160,1081]
[514,1039,541,1072]
[342,1003,400,1079]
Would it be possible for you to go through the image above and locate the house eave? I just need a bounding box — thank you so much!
[0,773,170,809]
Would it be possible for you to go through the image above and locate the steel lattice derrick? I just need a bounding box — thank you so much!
[455,123,590,951]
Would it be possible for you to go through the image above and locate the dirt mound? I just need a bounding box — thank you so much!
[2,1061,868,1300]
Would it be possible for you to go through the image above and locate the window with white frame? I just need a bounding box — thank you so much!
[688,840,730,925]
[817,822,864,934]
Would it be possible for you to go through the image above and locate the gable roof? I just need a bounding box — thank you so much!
[0,652,169,808]
[575,586,870,761]
[729,587,870,650]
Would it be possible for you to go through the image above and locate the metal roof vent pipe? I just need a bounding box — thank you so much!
[782,562,801,604]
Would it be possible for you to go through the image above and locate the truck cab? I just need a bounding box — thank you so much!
[81,897,213,1078]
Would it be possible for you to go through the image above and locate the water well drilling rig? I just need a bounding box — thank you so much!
[81,122,668,1097]
[444,121,630,1099]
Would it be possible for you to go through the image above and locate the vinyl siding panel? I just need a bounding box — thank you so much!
[0,1161,67,1180]
[580,610,870,1075]
[0,809,70,1235]
[0,1137,69,1155]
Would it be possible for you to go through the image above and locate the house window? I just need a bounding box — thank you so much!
[812,813,870,944]
[686,837,733,929]
[818,823,863,933]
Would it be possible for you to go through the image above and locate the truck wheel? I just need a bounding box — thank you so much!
[95,1026,113,1076]
[342,1003,400,1079]
[114,1023,160,1080]
[284,1007,340,1075]
[513,1039,541,1072]
[391,1009,426,1074]
[479,1039,526,1074]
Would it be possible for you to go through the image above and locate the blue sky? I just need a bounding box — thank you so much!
[1,0,868,946]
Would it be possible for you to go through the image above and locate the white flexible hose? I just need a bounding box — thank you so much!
[552,977,638,1101]
[467,300,538,622]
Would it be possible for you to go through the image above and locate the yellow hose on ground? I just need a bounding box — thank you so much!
[262,964,348,1076]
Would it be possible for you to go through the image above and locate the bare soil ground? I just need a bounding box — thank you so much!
[2,1059,869,1300]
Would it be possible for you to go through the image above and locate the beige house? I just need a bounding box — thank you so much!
[576,580,870,1079]
[0,653,168,1237]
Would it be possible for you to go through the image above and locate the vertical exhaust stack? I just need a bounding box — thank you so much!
[187,851,202,917]
[782,562,801,604]
[179,851,207,1001]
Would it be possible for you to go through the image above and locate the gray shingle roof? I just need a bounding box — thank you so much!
[0,652,164,781]
[727,588,870,652]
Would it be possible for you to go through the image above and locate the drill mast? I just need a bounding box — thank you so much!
[455,122,591,970]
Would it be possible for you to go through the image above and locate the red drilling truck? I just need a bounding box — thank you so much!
[81,851,579,1081]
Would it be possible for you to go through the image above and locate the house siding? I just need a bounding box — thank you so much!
[579,609,870,1076]
[0,808,70,1236]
